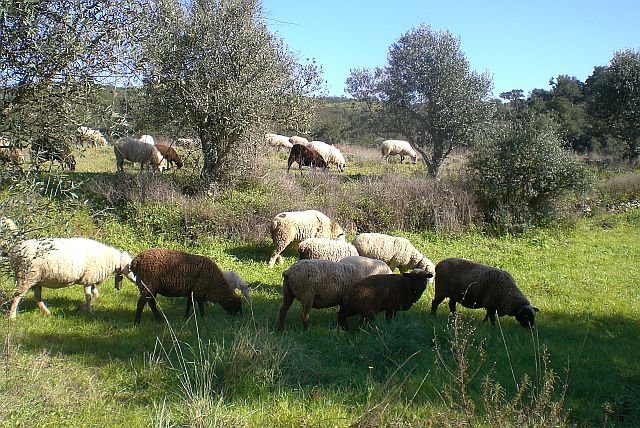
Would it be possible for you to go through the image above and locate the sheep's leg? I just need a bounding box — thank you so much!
[337,305,354,330]
[33,286,51,317]
[91,286,99,301]
[300,300,312,331]
[8,282,33,319]
[83,285,93,312]
[134,296,147,324]
[448,299,457,313]
[197,299,205,317]
[276,287,294,331]
[147,297,162,322]
[430,296,446,315]
[385,309,396,320]
[184,294,194,319]
[268,239,290,268]
[485,309,497,325]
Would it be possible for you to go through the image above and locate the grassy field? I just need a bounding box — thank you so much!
[1,144,639,427]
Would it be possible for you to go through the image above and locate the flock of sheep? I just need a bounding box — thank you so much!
[0,207,538,330]
[266,132,419,173]
[0,129,538,330]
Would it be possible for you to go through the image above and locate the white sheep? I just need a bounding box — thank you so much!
[140,134,156,145]
[4,234,135,319]
[269,209,345,268]
[277,259,371,330]
[223,270,251,299]
[288,136,309,146]
[113,136,166,172]
[307,140,346,172]
[75,126,109,147]
[351,233,435,277]
[380,139,418,164]
[265,133,293,151]
[298,237,359,262]
[337,255,393,277]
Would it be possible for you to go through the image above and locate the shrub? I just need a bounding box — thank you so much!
[469,114,593,232]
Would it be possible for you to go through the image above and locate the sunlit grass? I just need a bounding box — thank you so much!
[1,145,638,426]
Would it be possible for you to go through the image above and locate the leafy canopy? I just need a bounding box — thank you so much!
[142,0,322,187]
[347,24,494,177]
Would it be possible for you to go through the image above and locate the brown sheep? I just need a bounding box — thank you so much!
[337,269,433,330]
[431,258,538,328]
[130,248,242,324]
[287,143,328,172]
[155,143,184,169]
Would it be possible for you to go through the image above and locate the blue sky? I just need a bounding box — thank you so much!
[261,0,640,98]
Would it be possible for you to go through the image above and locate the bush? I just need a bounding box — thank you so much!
[469,114,593,232]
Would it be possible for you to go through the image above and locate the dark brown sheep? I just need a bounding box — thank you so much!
[287,143,328,172]
[431,258,538,328]
[155,143,184,169]
[337,269,433,330]
[130,248,242,324]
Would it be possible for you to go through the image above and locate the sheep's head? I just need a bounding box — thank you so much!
[416,256,436,280]
[219,293,242,315]
[115,251,135,290]
[330,221,346,242]
[514,304,539,329]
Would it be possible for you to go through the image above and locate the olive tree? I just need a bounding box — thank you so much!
[346,24,494,177]
[142,0,322,187]
[0,0,144,150]
[586,49,640,161]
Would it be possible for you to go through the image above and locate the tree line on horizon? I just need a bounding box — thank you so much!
[2,0,638,188]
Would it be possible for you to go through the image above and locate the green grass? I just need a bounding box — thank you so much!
[1,145,639,427]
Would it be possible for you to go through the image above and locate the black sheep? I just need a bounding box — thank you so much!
[431,258,538,328]
[337,269,433,330]
[287,143,328,172]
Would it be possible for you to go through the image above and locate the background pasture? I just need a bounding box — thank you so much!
[1,143,639,427]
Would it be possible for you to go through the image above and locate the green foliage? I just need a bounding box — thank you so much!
[586,49,640,162]
[0,0,143,147]
[346,24,494,177]
[469,114,593,231]
[142,0,322,188]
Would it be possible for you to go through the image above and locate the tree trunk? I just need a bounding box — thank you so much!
[199,129,233,189]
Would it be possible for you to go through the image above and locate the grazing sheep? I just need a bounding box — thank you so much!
[278,259,372,331]
[75,126,108,147]
[287,144,328,172]
[307,140,346,172]
[223,270,251,299]
[0,145,24,166]
[155,143,184,169]
[130,248,242,324]
[431,258,538,328]
[298,237,359,262]
[338,255,393,277]
[351,233,435,276]
[289,136,309,146]
[113,136,165,172]
[269,210,345,268]
[380,139,418,164]
[265,133,293,151]
[338,269,433,330]
[140,134,155,145]
[31,138,76,171]
[4,234,134,319]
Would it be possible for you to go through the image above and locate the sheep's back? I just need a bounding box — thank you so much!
[284,260,359,308]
